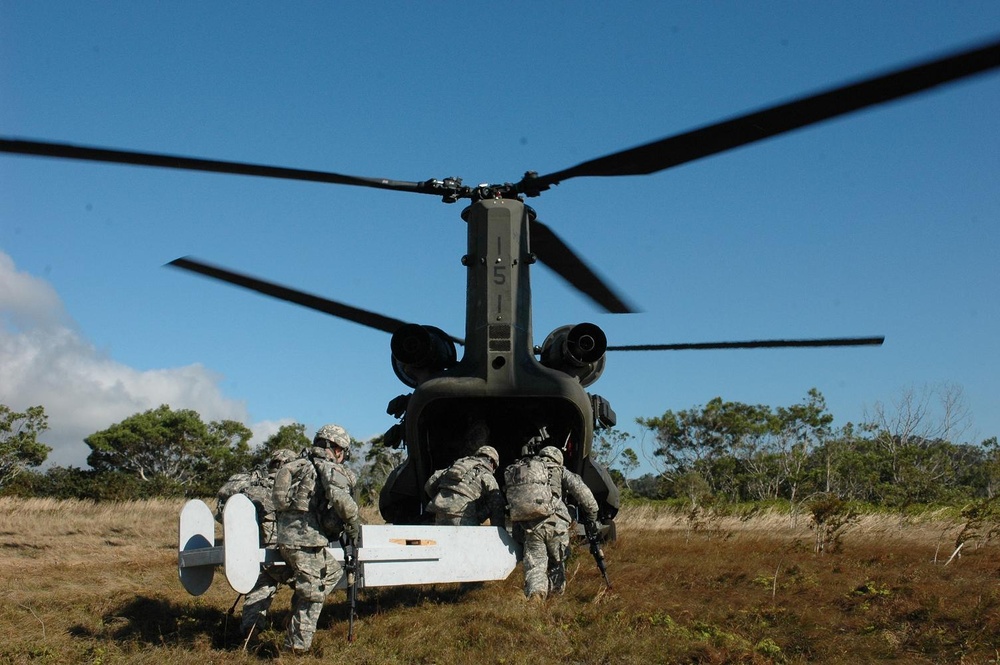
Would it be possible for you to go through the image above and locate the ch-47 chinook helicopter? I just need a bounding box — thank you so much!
[2,39,999,541]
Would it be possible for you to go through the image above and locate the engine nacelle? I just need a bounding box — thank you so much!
[390,324,457,387]
[539,322,607,387]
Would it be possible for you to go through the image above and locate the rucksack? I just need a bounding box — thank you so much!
[216,469,273,518]
[316,460,357,537]
[216,471,253,522]
[272,457,319,512]
[430,456,487,514]
[243,479,275,519]
[504,457,556,521]
[442,456,483,490]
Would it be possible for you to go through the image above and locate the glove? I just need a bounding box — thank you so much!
[343,517,361,544]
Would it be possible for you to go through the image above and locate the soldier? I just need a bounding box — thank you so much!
[424,444,505,526]
[504,445,599,601]
[215,448,297,635]
[272,424,361,654]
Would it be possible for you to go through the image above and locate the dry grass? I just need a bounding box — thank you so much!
[1,499,998,664]
[618,503,966,546]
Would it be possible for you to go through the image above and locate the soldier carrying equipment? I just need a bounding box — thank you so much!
[504,454,556,521]
[273,423,361,654]
[214,448,298,635]
[505,445,601,600]
[425,438,505,526]
[217,458,287,544]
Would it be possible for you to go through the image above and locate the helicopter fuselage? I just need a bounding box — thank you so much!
[379,196,620,525]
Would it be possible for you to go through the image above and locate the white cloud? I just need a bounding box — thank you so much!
[0,250,251,468]
[250,418,301,445]
[0,252,69,330]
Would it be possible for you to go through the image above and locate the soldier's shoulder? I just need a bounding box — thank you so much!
[319,460,356,487]
[563,468,589,486]
[276,456,317,482]
[451,455,476,468]
[339,464,358,486]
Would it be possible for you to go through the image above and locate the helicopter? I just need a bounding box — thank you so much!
[2,37,998,536]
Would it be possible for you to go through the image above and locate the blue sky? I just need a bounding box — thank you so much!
[1,2,998,471]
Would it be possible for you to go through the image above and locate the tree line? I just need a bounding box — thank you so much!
[626,387,1000,508]
[2,385,998,509]
[0,403,401,503]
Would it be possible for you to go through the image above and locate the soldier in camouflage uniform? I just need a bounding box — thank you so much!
[273,424,361,654]
[215,448,298,634]
[424,445,505,526]
[507,445,599,601]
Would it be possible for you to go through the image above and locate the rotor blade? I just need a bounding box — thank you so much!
[527,38,1000,189]
[607,336,884,351]
[0,138,441,196]
[167,256,463,344]
[529,219,637,314]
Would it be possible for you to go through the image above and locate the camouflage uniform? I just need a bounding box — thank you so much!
[274,424,360,653]
[215,448,297,634]
[425,446,505,526]
[509,446,599,600]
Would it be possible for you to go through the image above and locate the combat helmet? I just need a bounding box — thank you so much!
[538,445,564,466]
[268,448,297,470]
[314,423,351,449]
[475,445,500,469]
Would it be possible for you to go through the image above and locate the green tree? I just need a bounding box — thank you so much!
[774,388,834,505]
[672,469,712,508]
[865,383,971,489]
[0,404,51,488]
[85,405,252,494]
[983,437,1000,498]
[817,423,884,502]
[354,435,405,506]
[251,423,310,467]
[592,428,639,488]
[637,399,730,487]
[205,419,254,475]
[716,400,780,501]
[630,473,669,500]
[619,447,639,490]
[3,465,182,501]
[639,397,776,501]
[862,384,981,506]
[639,390,835,503]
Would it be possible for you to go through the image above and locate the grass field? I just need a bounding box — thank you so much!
[1,497,998,664]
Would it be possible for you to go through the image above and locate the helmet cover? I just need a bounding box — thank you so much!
[314,423,350,449]
[476,445,500,468]
[268,448,297,468]
[538,445,563,465]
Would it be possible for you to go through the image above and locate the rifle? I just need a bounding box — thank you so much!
[584,521,611,588]
[341,536,359,642]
